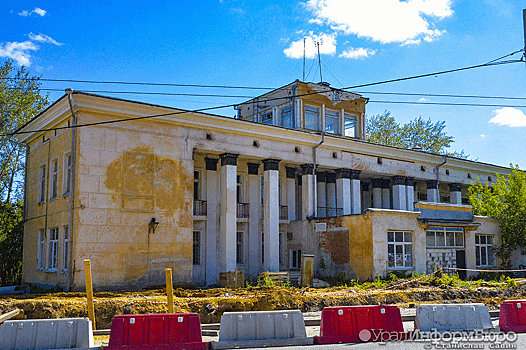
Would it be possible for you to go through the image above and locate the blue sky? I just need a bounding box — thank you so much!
[1,1,525,168]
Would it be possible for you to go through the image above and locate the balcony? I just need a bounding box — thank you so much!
[193,200,207,216]
[279,205,288,221]
[237,203,250,218]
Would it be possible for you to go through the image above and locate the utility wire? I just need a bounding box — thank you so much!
[353,91,526,101]
[4,57,523,137]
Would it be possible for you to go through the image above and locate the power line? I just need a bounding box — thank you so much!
[353,91,526,101]
[4,57,523,137]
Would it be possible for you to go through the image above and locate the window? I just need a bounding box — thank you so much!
[291,249,302,269]
[236,231,244,264]
[237,175,244,203]
[261,111,273,125]
[193,231,201,265]
[261,232,265,264]
[38,165,46,203]
[304,106,320,131]
[388,231,413,268]
[476,234,495,267]
[281,105,293,128]
[63,153,72,195]
[37,229,45,270]
[426,227,464,248]
[47,227,59,271]
[62,226,69,271]
[344,114,357,137]
[325,109,340,134]
[50,159,58,199]
[194,171,200,200]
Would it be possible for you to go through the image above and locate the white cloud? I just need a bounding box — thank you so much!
[489,107,526,127]
[28,33,62,46]
[480,134,486,138]
[339,47,376,59]
[0,41,38,66]
[418,98,428,102]
[18,7,47,17]
[305,0,452,44]
[284,32,336,59]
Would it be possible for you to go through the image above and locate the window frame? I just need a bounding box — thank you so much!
[62,225,69,272]
[47,227,59,272]
[344,113,358,138]
[387,231,413,269]
[426,227,464,248]
[290,249,302,269]
[280,105,294,128]
[475,234,495,267]
[38,164,46,203]
[304,105,321,131]
[261,110,273,125]
[192,230,201,266]
[63,152,72,195]
[236,231,245,265]
[37,229,45,270]
[325,109,340,135]
[49,158,59,200]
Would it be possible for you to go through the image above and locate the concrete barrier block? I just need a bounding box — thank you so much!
[415,303,493,332]
[213,310,313,349]
[0,318,95,350]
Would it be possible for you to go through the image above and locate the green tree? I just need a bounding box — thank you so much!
[366,111,467,159]
[0,201,24,286]
[468,165,526,268]
[1,59,49,202]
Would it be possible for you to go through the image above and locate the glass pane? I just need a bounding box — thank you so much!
[305,106,320,131]
[475,235,479,244]
[426,232,435,247]
[487,236,493,245]
[480,235,486,244]
[395,232,403,242]
[436,232,445,247]
[388,231,394,242]
[476,246,480,266]
[395,245,403,267]
[455,232,463,246]
[404,244,413,267]
[488,246,494,266]
[446,232,455,246]
[344,114,357,137]
[281,107,293,128]
[404,232,412,242]
[388,244,394,267]
[481,246,487,265]
[325,116,339,134]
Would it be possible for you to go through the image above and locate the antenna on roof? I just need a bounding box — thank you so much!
[317,41,323,83]
[303,38,306,81]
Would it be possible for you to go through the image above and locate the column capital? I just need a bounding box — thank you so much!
[300,163,314,175]
[219,153,239,166]
[316,171,326,182]
[426,180,438,189]
[247,163,260,175]
[392,176,407,186]
[405,177,415,187]
[350,169,361,180]
[286,167,296,179]
[205,157,219,171]
[381,179,391,189]
[326,173,336,184]
[263,158,280,171]
[335,168,351,179]
[371,178,383,188]
[449,182,462,192]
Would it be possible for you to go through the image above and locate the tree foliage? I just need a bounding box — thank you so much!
[366,111,467,159]
[468,165,526,268]
[1,59,49,203]
[0,201,24,286]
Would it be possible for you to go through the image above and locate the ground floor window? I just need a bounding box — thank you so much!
[62,226,69,272]
[475,234,495,267]
[426,227,464,248]
[37,229,45,270]
[193,231,201,265]
[47,227,59,271]
[388,231,413,268]
[290,249,302,269]
[236,231,244,264]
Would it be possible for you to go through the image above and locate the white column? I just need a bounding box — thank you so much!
[381,179,391,209]
[362,183,371,210]
[205,158,219,285]
[405,177,415,211]
[372,179,383,209]
[427,180,439,203]
[449,183,462,204]
[350,170,362,214]
[286,167,296,221]
[392,176,407,211]
[219,153,238,272]
[336,169,351,215]
[263,159,280,272]
[247,163,261,278]
[301,164,315,219]
[316,171,327,217]
[326,173,336,216]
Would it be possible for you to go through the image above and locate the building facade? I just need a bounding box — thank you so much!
[15,81,512,290]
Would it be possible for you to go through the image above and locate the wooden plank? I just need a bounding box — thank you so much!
[0,309,20,324]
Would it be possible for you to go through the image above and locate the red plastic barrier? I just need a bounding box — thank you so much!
[500,300,526,333]
[315,305,406,344]
[106,313,209,350]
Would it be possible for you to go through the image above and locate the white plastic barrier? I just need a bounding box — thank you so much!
[415,303,494,332]
[212,310,313,349]
[0,318,95,350]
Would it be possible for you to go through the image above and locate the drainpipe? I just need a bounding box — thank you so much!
[435,155,447,203]
[312,132,325,217]
[66,89,77,292]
